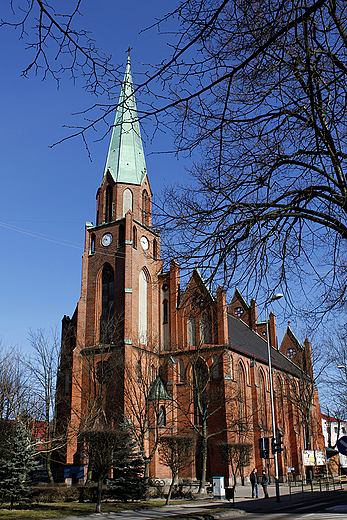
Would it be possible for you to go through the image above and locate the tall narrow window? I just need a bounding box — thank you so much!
[153,239,158,259]
[187,316,196,346]
[229,355,233,379]
[193,359,208,425]
[212,354,219,379]
[150,365,156,382]
[238,363,246,423]
[139,270,147,345]
[259,371,267,429]
[105,185,113,223]
[136,360,142,382]
[118,224,125,246]
[179,359,184,382]
[163,299,168,324]
[200,313,211,344]
[158,406,166,427]
[100,263,114,343]
[133,226,137,249]
[123,188,133,216]
[276,377,284,431]
[90,233,96,254]
[142,190,150,226]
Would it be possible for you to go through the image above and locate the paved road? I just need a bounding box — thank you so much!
[45,484,347,520]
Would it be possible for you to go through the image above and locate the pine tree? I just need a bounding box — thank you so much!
[0,421,38,509]
[107,426,147,502]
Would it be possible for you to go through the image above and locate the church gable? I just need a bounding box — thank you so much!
[279,326,304,365]
[228,288,250,326]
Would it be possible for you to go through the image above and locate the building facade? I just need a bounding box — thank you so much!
[321,414,347,473]
[56,57,325,485]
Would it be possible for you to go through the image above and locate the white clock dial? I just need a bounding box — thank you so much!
[101,233,113,247]
[140,236,149,250]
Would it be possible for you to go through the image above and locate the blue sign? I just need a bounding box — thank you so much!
[337,436,347,456]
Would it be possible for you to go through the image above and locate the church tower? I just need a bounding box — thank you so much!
[65,56,162,466]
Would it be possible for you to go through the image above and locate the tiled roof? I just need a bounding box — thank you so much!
[227,314,302,377]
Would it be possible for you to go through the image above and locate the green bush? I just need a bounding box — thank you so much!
[30,485,79,503]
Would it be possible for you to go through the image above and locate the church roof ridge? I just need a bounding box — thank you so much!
[234,287,250,308]
[103,55,147,185]
[194,267,215,301]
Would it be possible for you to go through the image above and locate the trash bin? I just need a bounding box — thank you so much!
[225,487,234,500]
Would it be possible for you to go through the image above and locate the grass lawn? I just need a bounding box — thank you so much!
[0,500,166,520]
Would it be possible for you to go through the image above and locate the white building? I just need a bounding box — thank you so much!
[321,414,347,469]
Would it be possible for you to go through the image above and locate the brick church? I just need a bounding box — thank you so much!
[56,56,325,485]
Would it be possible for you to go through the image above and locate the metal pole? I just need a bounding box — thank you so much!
[266,304,280,502]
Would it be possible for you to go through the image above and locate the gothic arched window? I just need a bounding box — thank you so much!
[133,226,137,249]
[163,299,168,324]
[118,224,125,246]
[238,363,246,422]
[276,376,285,431]
[142,190,150,226]
[105,185,113,223]
[212,354,219,379]
[179,359,184,382]
[139,270,147,345]
[123,188,133,216]
[153,239,158,259]
[259,370,267,429]
[193,358,208,425]
[158,405,166,427]
[90,233,95,254]
[200,313,211,344]
[100,263,114,343]
[136,360,142,382]
[187,316,196,346]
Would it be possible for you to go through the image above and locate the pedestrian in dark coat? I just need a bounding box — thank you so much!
[250,468,259,498]
[261,469,269,498]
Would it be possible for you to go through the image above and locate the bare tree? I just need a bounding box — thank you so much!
[27,328,63,483]
[3,1,347,314]
[324,327,347,419]
[123,350,172,481]
[282,340,329,451]
[158,435,195,505]
[169,347,255,494]
[0,344,34,422]
[219,442,253,505]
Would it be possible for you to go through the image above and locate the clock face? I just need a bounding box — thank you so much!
[101,233,113,247]
[140,236,149,250]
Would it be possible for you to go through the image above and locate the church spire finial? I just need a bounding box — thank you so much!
[103,49,147,185]
[127,46,132,62]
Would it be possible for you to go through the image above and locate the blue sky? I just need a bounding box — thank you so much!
[0,0,295,354]
[0,0,189,351]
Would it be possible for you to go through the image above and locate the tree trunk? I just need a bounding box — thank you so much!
[166,472,177,505]
[95,477,103,513]
[46,451,54,484]
[198,425,208,493]
[144,458,150,481]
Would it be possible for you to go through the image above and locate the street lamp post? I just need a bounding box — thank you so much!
[265,293,283,503]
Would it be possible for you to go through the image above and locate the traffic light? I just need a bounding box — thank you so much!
[272,432,284,454]
[259,437,270,458]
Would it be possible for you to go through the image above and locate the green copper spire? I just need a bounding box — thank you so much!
[103,55,147,185]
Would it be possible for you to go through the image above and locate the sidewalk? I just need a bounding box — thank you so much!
[45,483,347,520]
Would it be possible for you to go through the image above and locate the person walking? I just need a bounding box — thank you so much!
[250,468,259,498]
[261,469,269,498]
